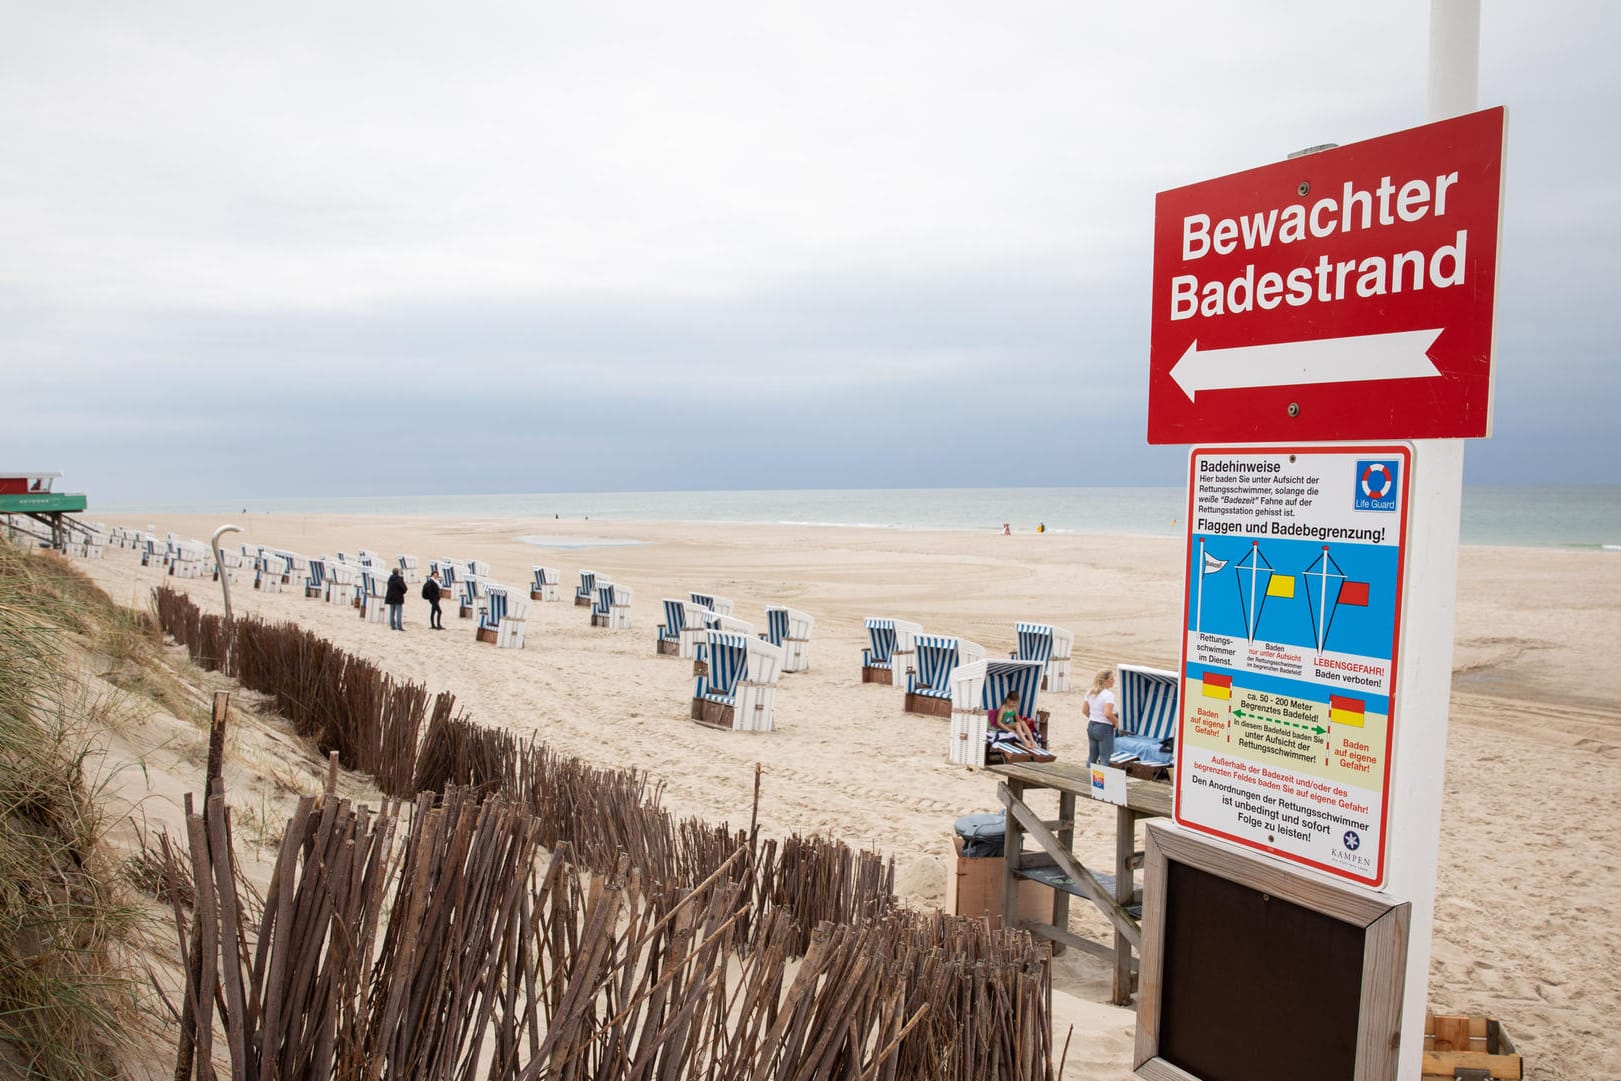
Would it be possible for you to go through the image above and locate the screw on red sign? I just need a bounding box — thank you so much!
[1147,106,1506,445]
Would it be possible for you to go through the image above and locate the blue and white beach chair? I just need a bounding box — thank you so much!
[590,581,633,629]
[948,659,1054,767]
[689,591,735,617]
[691,630,786,732]
[905,635,986,716]
[459,578,486,622]
[473,584,529,647]
[861,617,923,686]
[253,551,283,592]
[530,566,560,602]
[759,606,814,672]
[679,599,718,659]
[397,555,420,585]
[1011,622,1077,693]
[305,559,327,598]
[1111,664,1178,769]
[358,571,389,623]
[576,570,597,607]
[657,598,687,655]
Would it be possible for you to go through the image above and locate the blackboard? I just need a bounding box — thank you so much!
[1158,858,1365,1080]
[1136,825,1409,1081]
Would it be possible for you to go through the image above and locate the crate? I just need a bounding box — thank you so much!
[946,836,1054,930]
[1422,1013,1521,1080]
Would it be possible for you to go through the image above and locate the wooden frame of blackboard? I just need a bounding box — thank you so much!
[1133,823,1410,1081]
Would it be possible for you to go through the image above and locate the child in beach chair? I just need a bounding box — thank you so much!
[990,690,1052,762]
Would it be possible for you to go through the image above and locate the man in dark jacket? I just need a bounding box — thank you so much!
[421,570,444,630]
[385,568,408,630]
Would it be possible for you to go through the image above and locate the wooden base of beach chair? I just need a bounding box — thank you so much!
[590,612,608,627]
[691,699,733,728]
[861,666,893,686]
[574,595,592,607]
[692,659,708,677]
[476,626,498,644]
[459,605,473,619]
[903,692,952,719]
[305,586,322,598]
[656,639,680,656]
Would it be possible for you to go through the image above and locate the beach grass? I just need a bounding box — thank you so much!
[0,540,152,1079]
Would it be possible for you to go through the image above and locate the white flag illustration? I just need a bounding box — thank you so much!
[1203,552,1228,574]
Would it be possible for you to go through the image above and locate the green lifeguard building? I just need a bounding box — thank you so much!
[1,472,90,549]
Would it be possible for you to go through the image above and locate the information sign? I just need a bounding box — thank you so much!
[1173,445,1410,887]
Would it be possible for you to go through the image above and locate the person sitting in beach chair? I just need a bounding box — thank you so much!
[992,690,1043,756]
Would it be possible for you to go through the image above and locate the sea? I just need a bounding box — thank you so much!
[100,485,1621,550]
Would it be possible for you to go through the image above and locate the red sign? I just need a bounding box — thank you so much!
[1147,107,1505,444]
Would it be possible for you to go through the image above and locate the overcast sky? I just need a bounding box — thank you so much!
[3,2,1616,504]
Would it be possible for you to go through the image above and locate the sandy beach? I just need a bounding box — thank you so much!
[78,513,1621,1080]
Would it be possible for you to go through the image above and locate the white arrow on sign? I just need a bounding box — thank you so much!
[1168,329,1444,401]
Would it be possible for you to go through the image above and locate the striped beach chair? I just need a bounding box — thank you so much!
[436,559,458,588]
[324,562,358,606]
[459,577,486,621]
[905,635,986,717]
[689,592,735,617]
[305,559,327,598]
[861,617,923,686]
[590,582,632,629]
[1011,623,1076,693]
[398,555,421,584]
[530,566,560,602]
[657,598,687,655]
[948,659,1052,767]
[359,571,388,623]
[253,551,283,592]
[498,594,530,648]
[691,631,786,732]
[476,584,527,647]
[679,599,717,660]
[576,570,597,607]
[1111,664,1179,768]
[760,606,814,673]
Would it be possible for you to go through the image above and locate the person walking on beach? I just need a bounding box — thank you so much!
[385,567,408,630]
[421,570,444,630]
[1083,668,1119,766]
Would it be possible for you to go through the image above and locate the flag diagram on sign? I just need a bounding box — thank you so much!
[1177,446,1410,888]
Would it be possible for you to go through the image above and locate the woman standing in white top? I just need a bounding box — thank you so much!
[1082,668,1119,767]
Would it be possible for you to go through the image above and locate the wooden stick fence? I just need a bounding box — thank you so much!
[171,786,1054,1081]
[152,595,1058,1079]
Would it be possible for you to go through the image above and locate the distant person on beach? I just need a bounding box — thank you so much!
[993,690,1041,753]
[421,570,444,630]
[385,568,407,630]
[1037,522,1046,534]
[1083,668,1119,766]
[1002,522,1011,536]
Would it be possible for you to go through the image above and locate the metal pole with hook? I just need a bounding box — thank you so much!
[210,524,242,621]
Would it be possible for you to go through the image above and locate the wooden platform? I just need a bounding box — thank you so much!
[986,760,1171,1005]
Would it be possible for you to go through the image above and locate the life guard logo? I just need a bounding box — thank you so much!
[1353,460,1399,512]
